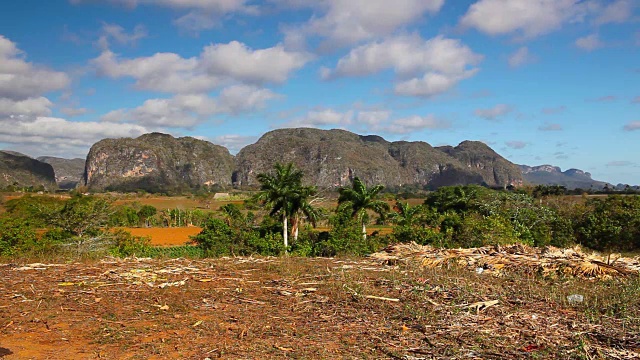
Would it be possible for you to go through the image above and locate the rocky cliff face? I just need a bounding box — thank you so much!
[0,151,57,190]
[37,156,85,189]
[84,133,235,192]
[234,128,523,189]
[518,164,607,189]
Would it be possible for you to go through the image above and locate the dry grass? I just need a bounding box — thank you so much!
[1,255,638,359]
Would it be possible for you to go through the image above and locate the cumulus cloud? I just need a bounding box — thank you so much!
[210,134,257,153]
[283,0,444,48]
[0,36,70,101]
[539,123,563,131]
[71,0,258,33]
[91,50,216,94]
[200,41,310,84]
[623,121,640,131]
[71,0,255,12]
[505,140,527,149]
[384,115,451,134]
[91,42,310,93]
[459,0,589,39]
[281,107,450,135]
[593,0,636,25]
[474,104,512,121]
[102,86,280,128]
[575,34,603,51]
[325,34,482,98]
[0,115,148,157]
[285,109,354,128]
[508,47,535,68]
[0,97,52,117]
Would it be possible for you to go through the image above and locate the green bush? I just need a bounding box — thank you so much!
[576,196,640,251]
[0,216,38,256]
[109,229,151,257]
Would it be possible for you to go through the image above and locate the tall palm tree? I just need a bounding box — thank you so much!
[337,177,390,240]
[255,163,318,247]
[289,187,322,241]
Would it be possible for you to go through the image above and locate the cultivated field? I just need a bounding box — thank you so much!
[1,255,638,359]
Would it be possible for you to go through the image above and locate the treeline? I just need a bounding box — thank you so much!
[1,165,640,259]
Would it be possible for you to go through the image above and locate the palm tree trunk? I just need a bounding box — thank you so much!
[362,222,367,240]
[283,214,288,248]
[292,214,299,242]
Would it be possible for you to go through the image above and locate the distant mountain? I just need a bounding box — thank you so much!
[84,133,235,192]
[0,151,57,190]
[37,156,85,190]
[234,128,523,189]
[519,164,609,189]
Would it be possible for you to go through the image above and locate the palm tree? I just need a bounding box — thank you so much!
[337,177,390,240]
[255,163,318,248]
[389,201,425,227]
[289,187,322,241]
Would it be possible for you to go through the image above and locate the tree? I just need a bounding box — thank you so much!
[255,163,318,248]
[337,177,390,240]
[389,201,425,227]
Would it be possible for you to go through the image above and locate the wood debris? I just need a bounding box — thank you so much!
[370,242,640,279]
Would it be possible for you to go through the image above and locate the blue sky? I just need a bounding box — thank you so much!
[0,0,638,184]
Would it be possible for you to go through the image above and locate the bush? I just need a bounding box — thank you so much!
[576,196,640,251]
[109,229,151,257]
[0,216,38,256]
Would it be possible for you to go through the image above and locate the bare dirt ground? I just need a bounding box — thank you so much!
[1,255,639,359]
[120,227,203,246]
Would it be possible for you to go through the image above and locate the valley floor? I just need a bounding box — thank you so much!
[1,256,638,359]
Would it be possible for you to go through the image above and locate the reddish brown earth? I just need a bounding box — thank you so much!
[1,256,638,359]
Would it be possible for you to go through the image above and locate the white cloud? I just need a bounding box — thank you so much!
[575,33,604,51]
[623,121,640,131]
[173,11,219,33]
[505,140,527,149]
[0,36,70,101]
[71,0,258,33]
[384,115,451,134]
[594,0,635,25]
[217,84,282,114]
[91,50,215,94]
[326,34,482,98]
[356,110,391,126]
[200,41,310,84]
[71,0,254,12]
[91,42,310,93]
[0,115,148,157]
[102,86,280,128]
[459,0,588,39]
[286,109,354,127]
[508,47,535,68]
[474,104,512,120]
[285,0,444,48]
[281,107,451,135]
[210,134,257,153]
[0,97,52,117]
[97,22,148,50]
